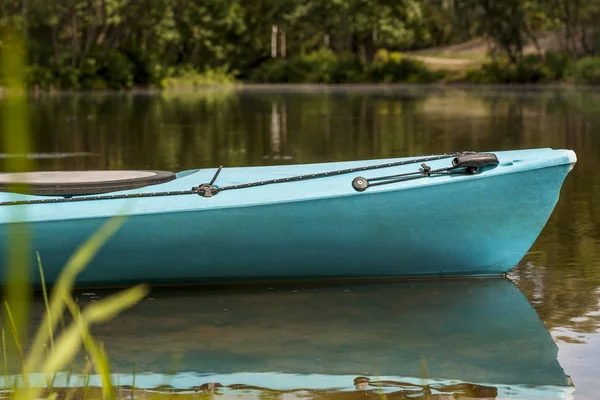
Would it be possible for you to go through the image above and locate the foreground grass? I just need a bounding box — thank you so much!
[1,217,149,400]
[1,23,149,400]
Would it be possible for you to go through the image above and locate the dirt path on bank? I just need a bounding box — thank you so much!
[407,32,565,71]
[405,38,490,70]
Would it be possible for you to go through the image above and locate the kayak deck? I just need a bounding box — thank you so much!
[0,148,577,287]
[0,148,576,221]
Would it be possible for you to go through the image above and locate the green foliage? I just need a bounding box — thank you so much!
[461,52,574,84]
[3,0,475,89]
[248,59,292,83]
[462,61,544,84]
[249,48,440,83]
[22,51,163,90]
[54,65,81,89]
[566,56,600,85]
[544,51,573,80]
[511,54,552,83]
[120,44,164,87]
[79,58,104,90]
[370,49,442,83]
[3,0,600,87]
[160,66,238,89]
[294,50,361,83]
[249,49,366,83]
[97,52,135,89]
[25,65,55,89]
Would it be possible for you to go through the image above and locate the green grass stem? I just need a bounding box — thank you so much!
[24,216,127,376]
[2,328,8,379]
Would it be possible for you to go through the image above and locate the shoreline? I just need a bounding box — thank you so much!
[2,82,600,96]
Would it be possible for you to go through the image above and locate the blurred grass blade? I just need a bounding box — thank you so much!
[42,285,148,375]
[77,285,148,324]
[26,284,148,400]
[2,23,149,400]
[57,286,147,400]
[40,321,84,380]
[25,216,127,374]
[84,337,114,400]
[37,252,58,390]
[2,21,33,369]
[2,328,8,377]
[131,362,136,400]
[3,302,24,362]
[37,252,55,352]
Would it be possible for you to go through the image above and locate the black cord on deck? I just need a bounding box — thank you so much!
[0,152,495,205]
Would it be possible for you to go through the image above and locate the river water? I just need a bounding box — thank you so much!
[3,86,600,399]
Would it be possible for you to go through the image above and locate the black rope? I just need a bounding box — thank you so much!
[0,152,464,206]
[0,189,198,206]
[197,153,464,197]
[366,165,466,187]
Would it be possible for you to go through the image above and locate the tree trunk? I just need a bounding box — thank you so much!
[573,0,581,54]
[523,22,543,59]
[21,0,27,42]
[271,25,278,58]
[564,0,573,54]
[580,25,594,55]
[80,0,99,65]
[364,28,377,63]
[280,29,286,58]
[97,0,109,46]
[52,24,59,66]
[71,8,78,67]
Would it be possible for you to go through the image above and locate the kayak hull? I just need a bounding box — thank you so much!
[0,148,576,287]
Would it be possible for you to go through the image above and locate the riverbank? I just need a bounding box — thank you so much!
[7,53,600,92]
[6,82,600,100]
[3,46,600,93]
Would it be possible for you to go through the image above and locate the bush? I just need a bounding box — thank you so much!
[544,51,573,81]
[25,61,104,90]
[249,48,444,84]
[53,64,81,89]
[249,49,366,83]
[120,44,164,86]
[461,51,574,84]
[96,51,135,89]
[369,49,442,83]
[463,55,554,84]
[248,58,293,82]
[25,64,55,89]
[290,49,340,82]
[513,54,551,83]
[17,47,587,89]
[78,58,107,89]
[328,54,367,83]
[160,65,238,89]
[566,56,600,85]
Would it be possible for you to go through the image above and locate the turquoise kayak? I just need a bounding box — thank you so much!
[0,148,576,287]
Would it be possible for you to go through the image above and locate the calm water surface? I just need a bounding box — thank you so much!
[2,86,600,399]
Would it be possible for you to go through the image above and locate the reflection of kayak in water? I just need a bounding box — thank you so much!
[19,279,574,399]
[0,148,576,287]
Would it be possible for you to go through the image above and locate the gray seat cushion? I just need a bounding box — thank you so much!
[0,170,176,196]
